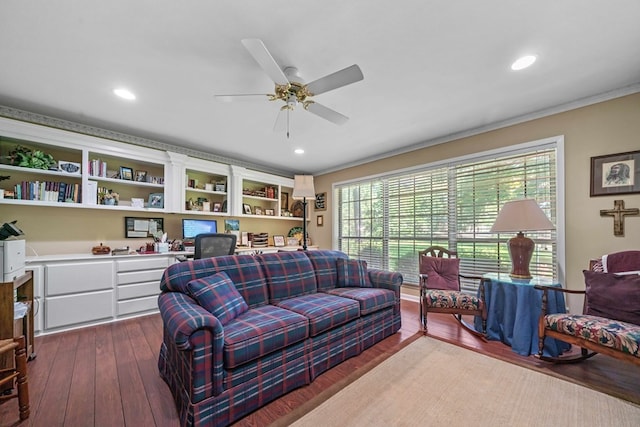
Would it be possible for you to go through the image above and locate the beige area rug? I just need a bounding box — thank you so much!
[289,337,640,427]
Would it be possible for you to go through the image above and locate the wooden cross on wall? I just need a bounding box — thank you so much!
[600,199,639,236]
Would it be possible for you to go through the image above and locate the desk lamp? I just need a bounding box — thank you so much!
[490,199,554,279]
[292,175,315,250]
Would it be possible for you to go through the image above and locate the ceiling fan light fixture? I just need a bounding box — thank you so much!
[113,88,136,100]
[511,55,537,71]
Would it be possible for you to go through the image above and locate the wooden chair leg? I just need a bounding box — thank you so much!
[14,336,30,420]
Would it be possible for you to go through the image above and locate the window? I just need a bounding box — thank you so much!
[336,138,561,292]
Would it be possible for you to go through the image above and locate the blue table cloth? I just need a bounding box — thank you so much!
[474,273,571,357]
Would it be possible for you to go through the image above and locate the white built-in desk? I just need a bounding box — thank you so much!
[234,245,318,254]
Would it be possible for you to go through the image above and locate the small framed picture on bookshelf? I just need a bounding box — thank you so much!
[273,235,285,247]
[213,202,222,212]
[243,203,252,215]
[135,170,148,182]
[120,166,133,180]
[254,206,263,215]
[148,192,164,208]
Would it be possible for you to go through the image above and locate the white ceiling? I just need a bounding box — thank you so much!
[1,1,639,176]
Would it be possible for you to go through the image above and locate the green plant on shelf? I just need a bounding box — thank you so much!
[6,145,56,170]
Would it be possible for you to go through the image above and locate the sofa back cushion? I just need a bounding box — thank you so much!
[305,250,350,290]
[187,271,249,325]
[257,251,318,303]
[160,254,269,307]
[583,270,640,325]
[337,258,373,288]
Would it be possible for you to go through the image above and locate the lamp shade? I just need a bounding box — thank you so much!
[292,175,315,200]
[490,199,554,233]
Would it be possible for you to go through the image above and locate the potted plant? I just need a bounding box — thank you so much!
[6,145,57,170]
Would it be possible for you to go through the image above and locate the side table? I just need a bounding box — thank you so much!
[474,272,570,357]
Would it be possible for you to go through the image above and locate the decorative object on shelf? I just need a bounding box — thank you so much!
[148,192,164,208]
[288,226,304,245]
[131,198,144,208]
[120,166,133,181]
[202,201,211,212]
[6,145,56,170]
[490,199,555,279]
[290,200,304,218]
[254,206,263,215]
[317,215,324,226]
[215,182,226,192]
[58,160,81,175]
[315,192,326,210]
[101,190,119,205]
[600,199,639,236]
[125,217,164,238]
[265,209,274,216]
[590,150,640,196]
[213,202,221,212]
[91,243,111,255]
[292,175,315,251]
[205,183,214,191]
[243,203,252,215]
[135,170,147,182]
[222,200,227,213]
[281,191,289,210]
[273,235,285,247]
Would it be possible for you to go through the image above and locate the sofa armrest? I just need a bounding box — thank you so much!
[159,291,225,350]
[368,269,403,296]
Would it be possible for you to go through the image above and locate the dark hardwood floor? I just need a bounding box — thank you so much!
[1,299,639,426]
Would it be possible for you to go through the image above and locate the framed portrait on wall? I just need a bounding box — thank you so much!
[590,150,640,196]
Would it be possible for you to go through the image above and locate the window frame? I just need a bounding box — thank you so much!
[332,136,565,289]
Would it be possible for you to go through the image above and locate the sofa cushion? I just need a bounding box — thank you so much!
[305,250,350,290]
[187,272,248,325]
[323,287,396,315]
[277,293,361,336]
[583,270,640,325]
[336,258,372,288]
[223,305,309,368]
[419,257,460,291]
[257,251,318,303]
[160,254,269,307]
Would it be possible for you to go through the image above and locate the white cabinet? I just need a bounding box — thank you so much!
[115,257,168,316]
[28,252,183,335]
[230,165,298,220]
[44,261,114,330]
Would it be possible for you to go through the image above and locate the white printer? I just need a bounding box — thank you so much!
[0,239,26,282]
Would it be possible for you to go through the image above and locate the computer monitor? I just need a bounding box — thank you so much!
[182,219,218,240]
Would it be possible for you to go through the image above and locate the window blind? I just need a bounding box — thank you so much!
[336,145,557,293]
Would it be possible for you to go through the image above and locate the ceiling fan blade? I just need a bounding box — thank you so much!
[306,102,349,125]
[241,39,289,85]
[214,94,271,102]
[305,64,363,96]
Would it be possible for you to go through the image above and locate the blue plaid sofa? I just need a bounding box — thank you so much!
[157,250,402,426]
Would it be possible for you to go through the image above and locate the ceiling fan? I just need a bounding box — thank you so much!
[215,39,364,138]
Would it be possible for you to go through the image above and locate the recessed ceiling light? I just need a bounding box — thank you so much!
[511,55,537,71]
[113,88,136,100]
[294,148,305,154]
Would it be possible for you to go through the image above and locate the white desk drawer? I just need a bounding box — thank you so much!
[117,269,165,285]
[118,281,160,300]
[116,257,169,272]
[117,295,158,316]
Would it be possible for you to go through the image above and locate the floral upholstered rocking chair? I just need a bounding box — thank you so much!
[419,246,487,338]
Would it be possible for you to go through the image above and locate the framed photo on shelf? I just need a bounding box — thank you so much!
[243,203,252,215]
[120,166,134,181]
[135,170,148,182]
[265,209,274,216]
[280,191,289,210]
[148,192,164,208]
[213,202,222,212]
[590,150,640,196]
[273,235,285,247]
[254,206,263,215]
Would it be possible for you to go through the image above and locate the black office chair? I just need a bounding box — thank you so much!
[194,233,237,259]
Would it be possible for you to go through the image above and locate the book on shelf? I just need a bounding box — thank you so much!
[10,180,80,203]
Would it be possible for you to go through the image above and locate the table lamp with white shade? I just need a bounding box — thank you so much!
[490,199,555,279]
[292,175,315,250]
